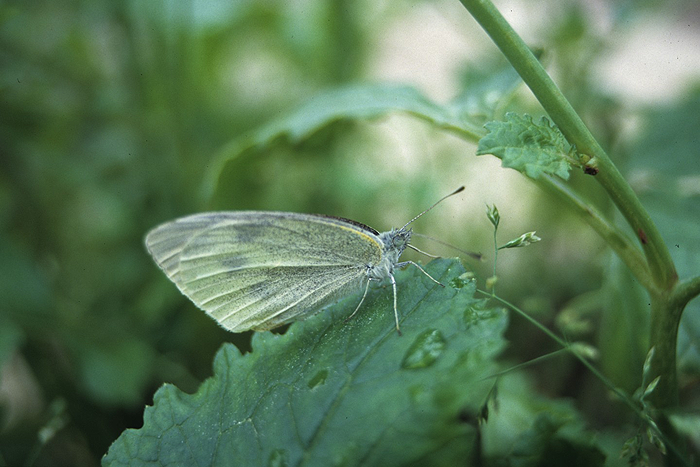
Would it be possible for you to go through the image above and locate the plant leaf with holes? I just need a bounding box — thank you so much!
[102,259,508,466]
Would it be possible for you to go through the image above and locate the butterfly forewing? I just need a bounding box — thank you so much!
[145,212,383,331]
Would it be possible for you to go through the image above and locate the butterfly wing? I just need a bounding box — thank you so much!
[145,212,383,332]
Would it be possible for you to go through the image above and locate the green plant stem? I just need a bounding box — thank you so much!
[537,176,654,291]
[458,0,677,292]
[648,292,688,466]
[480,289,690,466]
[672,275,700,311]
[445,122,656,300]
[649,295,681,407]
[478,289,643,414]
[491,224,498,295]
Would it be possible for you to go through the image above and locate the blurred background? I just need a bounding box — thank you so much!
[1,0,698,464]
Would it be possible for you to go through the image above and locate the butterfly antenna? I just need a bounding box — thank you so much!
[401,186,465,230]
[412,233,483,260]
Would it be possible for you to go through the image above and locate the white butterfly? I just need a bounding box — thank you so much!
[145,187,465,335]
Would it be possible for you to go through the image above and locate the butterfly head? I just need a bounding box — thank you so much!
[379,227,412,259]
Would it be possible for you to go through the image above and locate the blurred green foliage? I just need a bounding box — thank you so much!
[1,0,698,465]
[1,1,376,463]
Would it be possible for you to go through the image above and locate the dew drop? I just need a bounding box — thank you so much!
[401,329,446,369]
[308,369,328,389]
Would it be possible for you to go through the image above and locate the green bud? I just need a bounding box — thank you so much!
[499,231,541,249]
[642,347,655,381]
[486,204,500,228]
[643,376,660,399]
[570,342,599,360]
[485,275,498,290]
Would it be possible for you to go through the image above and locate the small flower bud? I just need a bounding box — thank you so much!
[499,231,541,249]
[486,204,500,228]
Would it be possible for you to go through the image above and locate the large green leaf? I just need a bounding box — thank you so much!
[102,259,508,466]
[204,84,486,203]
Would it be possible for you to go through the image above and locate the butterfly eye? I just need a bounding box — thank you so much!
[392,233,408,248]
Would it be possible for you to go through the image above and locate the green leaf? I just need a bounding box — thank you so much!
[507,415,606,467]
[477,113,574,180]
[205,84,484,201]
[103,259,508,466]
[481,372,606,467]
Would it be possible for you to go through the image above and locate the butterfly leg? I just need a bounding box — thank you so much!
[345,278,371,323]
[396,261,445,287]
[390,273,402,336]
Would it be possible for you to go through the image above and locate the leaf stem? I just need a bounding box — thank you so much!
[536,176,654,291]
[671,275,700,312]
[491,222,498,295]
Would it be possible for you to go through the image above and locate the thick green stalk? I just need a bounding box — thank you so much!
[672,276,700,311]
